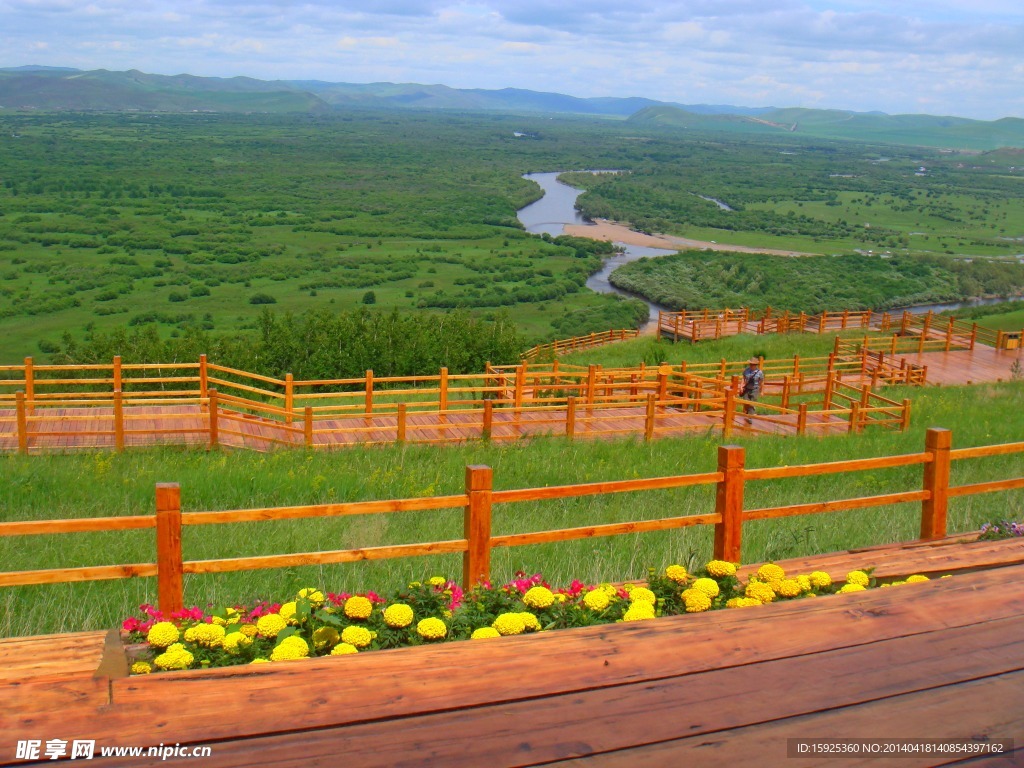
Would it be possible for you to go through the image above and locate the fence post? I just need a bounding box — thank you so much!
[921,428,952,541]
[848,402,861,434]
[114,389,124,452]
[304,406,313,448]
[585,365,597,405]
[463,465,493,589]
[644,393,656,441]
[797,403,808,435]
[723,387,736,438]
[155,483,184,615]
[713,445,745,563]
[781,375,791,409]
[284,373,294,425]
[901,399,912,431]
[15,391,28,454]
[397,402,407,443]
[482,400,492,442]
[657,364,670,402]
[113,355,122,394]
[439,367,449,412]
[565,396,576,439]
[23,357,34,414]
[208,388,219,448]
[514,365,525,410]
[199,354,208,399]
[364,370,374,419]
[823,373,834,410]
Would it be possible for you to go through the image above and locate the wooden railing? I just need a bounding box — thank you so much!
[521,329,641,360]
[1,429,1020,615]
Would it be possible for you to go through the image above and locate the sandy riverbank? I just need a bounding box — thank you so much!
[564,219,817,257]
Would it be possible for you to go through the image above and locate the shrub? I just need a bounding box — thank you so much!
[249,293,277,305]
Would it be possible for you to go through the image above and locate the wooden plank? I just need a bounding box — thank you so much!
[4,565,1020,748]
[89,616,1024,768]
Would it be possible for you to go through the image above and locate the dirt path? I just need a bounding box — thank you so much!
[564,219,818,257]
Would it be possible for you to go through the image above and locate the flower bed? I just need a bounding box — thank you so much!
[122,560,937,674]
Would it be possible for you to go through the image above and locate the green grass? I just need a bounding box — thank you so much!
[1,356,1020,637]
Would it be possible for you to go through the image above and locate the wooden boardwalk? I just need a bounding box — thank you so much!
[2,536,1021,767]
[907,346,1023,386]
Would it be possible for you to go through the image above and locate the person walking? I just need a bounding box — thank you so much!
[741,356,764,422]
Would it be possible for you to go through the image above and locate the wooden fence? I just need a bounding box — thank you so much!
[520,329,640,360]
[1,428,1021,615]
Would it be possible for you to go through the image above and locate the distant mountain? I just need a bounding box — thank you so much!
[628,105,1024,150]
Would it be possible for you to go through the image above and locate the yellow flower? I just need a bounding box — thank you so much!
[726,597,762,608]
[383,603,415,628]
[665,564,688,584]
[906,574,930,583]
[628,587,657,605]
[471,627,501,639]
[312,626,340,650]
[706,560,737,577]
[223,631,253,654]
[188,623,226,648]
[745,581,776,604]
[846,571,870,587]
[681,588,712,613]
[691,578,720,598]
[344,596,374,620]
[278,602,299,625]
[492,613,526,636]
[330,642,358,656]
[256,613,287,638]
[776,579,802,598]
[341,625,374,648]
[809,571,832,589]
[297,587,325,608]
[428,576,447,587]
[522,586,555,609]
[839,583,867,594]
[583,589,611,611]
[146,621,180,648]
[153,642,193,671]
[417,617,448,640]
[211,608,240,626]
[250,658,271,664]
[622,602,656,621]
[796,575,812,593]
[553,593,567,603]
[130,661,152,675]
[518,612,540,631]
[270,636,310,661]
[756,563,786,583]
[239,624,258,638]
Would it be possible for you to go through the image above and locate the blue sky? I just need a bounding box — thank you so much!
[3,1,1022,119]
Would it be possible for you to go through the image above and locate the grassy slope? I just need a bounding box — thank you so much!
[2,332,1021,637]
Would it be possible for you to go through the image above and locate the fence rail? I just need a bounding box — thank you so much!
[1,428,1020,614]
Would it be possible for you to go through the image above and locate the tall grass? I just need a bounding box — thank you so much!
[1,359,1021,637]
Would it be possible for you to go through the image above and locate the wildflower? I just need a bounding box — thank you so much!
[492,613,526,636]
[845,571,870,588]
[471,627,501,639]
[344,596,373,620]
[691,578,720,598]
[583,589,611,611]
[330,643,358,656]
[706,560,737,577]
[146,621,180,648]
[341,625,374,648]
[628,587,657,605]
[256,614,287,638]
[383,603,415,628]
[417,617,448,640]
[522,586,555,609]
[681,588,712,613]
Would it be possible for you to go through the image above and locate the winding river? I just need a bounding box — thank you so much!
[517,172,1021,320]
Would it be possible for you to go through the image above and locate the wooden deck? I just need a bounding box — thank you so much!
[905,346,1023,386]
[2,536,1022,767]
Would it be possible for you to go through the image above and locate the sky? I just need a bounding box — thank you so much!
[3,1,1023,120]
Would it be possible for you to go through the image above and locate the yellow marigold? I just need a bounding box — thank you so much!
[906,574,930,583]
[839,583,867,594]
[146,621,180,648]
[471,627,501,639]
[726,597,762,608]
[583,589,611,611]
[297,587,325,608]
[223,631,253,654]
[278,602,299,625]
[383,603,415,628]
[417,617,448,640]
[665,564,688,584]
[211,608,240,626]
[312,626,340,650]
[522,586,555,609]
[344,596,374,620]
[629,587,657,605]
[681,588,712,613]
[270,636,310,662]
[796,575,812,593]
[756,563,786,583]
[130,661,152,675]
[250,658,271,664]
[183,625,200,643]
[518,612,540,631]
[256,613,287,638]
[599,583,618,597]
[153,642,193,671]
[330,642,358,656]
[776,579,803,598]
[745,581,776,604]
[846,570,870,587]
[809,571,832,589]
[492,613,526,636]
[691,577,720,598]
[238,623,258,638]
[190,623,226,648]
[428,576,447,587]
[706,560,737,578]
[554,593,567,603]
[341,625,374,648]
[622,601,656,621]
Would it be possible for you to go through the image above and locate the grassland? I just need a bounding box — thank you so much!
[2,332,1021,638]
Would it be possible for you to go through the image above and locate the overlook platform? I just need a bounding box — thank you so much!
[2,535,1022,767]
